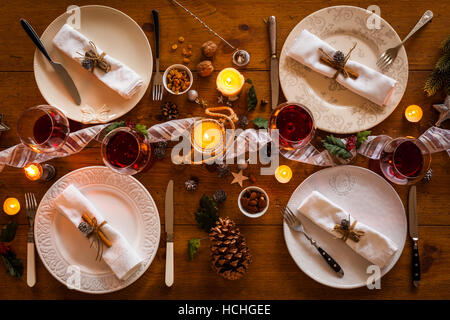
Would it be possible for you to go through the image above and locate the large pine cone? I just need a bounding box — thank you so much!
[160,102,179,120]
[209,217,251,280]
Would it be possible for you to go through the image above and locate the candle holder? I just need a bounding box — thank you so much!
[24,162,56,181]
[3,197,20,216]
[405,105,423,123]
[187,106,238,165]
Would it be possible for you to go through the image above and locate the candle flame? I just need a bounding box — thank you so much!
[226,77,232,85]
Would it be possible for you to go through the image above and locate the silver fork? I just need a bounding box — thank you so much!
[25,193,38,287]
[377,10,433,71]
[281,206,344,277]
[151,10,163,101]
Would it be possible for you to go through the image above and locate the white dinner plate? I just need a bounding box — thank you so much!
[34,166,160,294]
[279,6,408,134]
[34,5,152,123]
[284,165,406,289]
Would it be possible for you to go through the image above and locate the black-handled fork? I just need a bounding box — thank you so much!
[281,206,344,277]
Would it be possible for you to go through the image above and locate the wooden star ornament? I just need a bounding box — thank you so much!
[433,95,450,127]
[0,114,10,132]
[231,170,248,187]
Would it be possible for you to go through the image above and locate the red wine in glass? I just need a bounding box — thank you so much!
[102,127,151,175]
[379,138,431,185]
[17,105,70,153]
[393,141,424,177]
[270,103,315,150]
[33,112,69,149]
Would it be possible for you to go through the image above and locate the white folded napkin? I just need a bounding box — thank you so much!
[52,24,143,99]
[297,191,398,268]
[287,29,397,106]
[54,184,143,280]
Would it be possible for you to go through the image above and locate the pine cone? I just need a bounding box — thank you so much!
[333,50,345,66]
[209,217,252,280]
[160,102,179,120]
[185,177,199,191]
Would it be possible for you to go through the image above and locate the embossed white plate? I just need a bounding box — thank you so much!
[34,5,152,123]
[284,166,406,289]
[34,166,160,294]
[280,6,408,134]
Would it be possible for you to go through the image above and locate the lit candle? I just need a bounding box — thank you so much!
[24,162,56,181]
[24,163,43,181]
[405,105,423,122]
[216,67,245,100]
[192,120,224,152]
[3,198,20,216]
[275,165,293,183]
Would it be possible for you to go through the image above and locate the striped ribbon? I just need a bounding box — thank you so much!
[0,118,448,172]
[0,118,197,172]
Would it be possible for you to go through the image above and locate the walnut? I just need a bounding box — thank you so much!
[201,40,218,58]
[197,60,214,77]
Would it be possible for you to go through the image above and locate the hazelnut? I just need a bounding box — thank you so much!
[182,57,190,64]
[196,60,214,77]
[178,36,185,43]
[171,44,178,51]
[201,40,218,58]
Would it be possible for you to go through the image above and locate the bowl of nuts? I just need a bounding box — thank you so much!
[163,64,193,95]
[238,186,269,218]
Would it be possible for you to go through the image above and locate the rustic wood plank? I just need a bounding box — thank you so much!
[0,0,448,72]
[0,225,448,299]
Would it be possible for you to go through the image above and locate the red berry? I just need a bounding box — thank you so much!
[346,135,357,151]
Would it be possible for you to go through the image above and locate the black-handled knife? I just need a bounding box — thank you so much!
[268,16,279,109]
[20,19,81,105]
[152,10,160,59]
[408,185,420,287]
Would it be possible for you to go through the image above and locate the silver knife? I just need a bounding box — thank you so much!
[268,16,279,109]
[165,180,174,287]
[20,19,81,105]
[408,185,420,287]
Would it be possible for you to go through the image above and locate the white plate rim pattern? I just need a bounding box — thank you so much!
[33,5,152,123]
[34,166,160,294]
[279,5,408,134]
[284,165,407,289]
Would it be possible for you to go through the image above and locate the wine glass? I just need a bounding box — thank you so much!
[17,105,70,153]
[101,126,151,175]
[269,102,315,150]
[379,137,431,185]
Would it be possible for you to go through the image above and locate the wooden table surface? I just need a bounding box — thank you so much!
[0,0,449,300]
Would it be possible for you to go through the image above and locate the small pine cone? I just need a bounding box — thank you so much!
[423,168,433,182]
[184,177,199,191]
[209,217,252,280]
[160,102,179,120]
[153,141,168,159]
[81,58,94,71]
[217,164,230,178]
[333,50,345,65]
[213,190,227,203]
[78,221,93,237]
[237,115,248,128]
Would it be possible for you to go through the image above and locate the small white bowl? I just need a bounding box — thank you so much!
[238,186,269,218]
[163,64,193,95]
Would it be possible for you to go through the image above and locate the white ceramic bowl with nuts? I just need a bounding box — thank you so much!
[163,64,193,95]
[238,186,269,218]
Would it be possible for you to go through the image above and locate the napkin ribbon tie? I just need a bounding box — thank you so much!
[81,213,112,261]
[333,218,365,243]
[78,41,111,73]
[319,43,359,80]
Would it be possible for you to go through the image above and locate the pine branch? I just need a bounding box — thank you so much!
[441,34,450,53]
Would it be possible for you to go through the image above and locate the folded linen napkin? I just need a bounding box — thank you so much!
[52,24,143,99]
[286,29,397,106]
[54,184,143,280]
[297,191,398,268]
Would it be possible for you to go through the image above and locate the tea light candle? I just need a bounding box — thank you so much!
[275,165,293,183]
[216,67,245,100]
[24,163,43,181]
[192,120,224,152]
[405,105,423,122]
[3,198,20,215]
[24,162,56,181]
